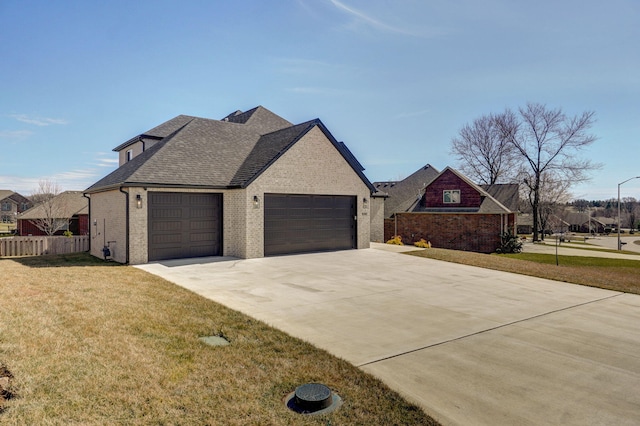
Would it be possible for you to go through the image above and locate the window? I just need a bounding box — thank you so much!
[126,149,133,162]
[443,190,460,204]
[1,202,11,211]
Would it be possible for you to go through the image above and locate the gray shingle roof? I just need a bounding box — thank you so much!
[376,165,517,217]
[86,107,374,193]
[112,115,196,152]
[373,164,440,217]
[0,190,15,201]
[222,105,293,134]
[19,191,88,219]
[480,184,520,212]
[229,120,317,187]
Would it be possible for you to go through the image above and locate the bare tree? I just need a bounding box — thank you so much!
[498,103,600,241]
[450,112,519,185]
[29,180,69,236]
[572,199,590,213]
[520,170,572,240]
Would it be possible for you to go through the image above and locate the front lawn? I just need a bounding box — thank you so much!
[0,253,438,425]
[408,248,640,294]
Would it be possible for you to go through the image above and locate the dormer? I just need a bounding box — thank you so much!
[113,135,163,166]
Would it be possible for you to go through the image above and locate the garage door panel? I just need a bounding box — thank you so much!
[151,220,183,232]
[148,192,222,261]
[190,232,216,242]
[151,208,183,219]
[264,194,356,256]
[151,233,182,244]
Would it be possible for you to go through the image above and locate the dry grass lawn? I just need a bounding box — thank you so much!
[0,253,438,425]
[408,247,640,294]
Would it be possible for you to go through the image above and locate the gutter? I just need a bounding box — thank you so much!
[119,186,130,264]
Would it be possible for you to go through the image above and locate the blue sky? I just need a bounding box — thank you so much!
[1,0,639,200]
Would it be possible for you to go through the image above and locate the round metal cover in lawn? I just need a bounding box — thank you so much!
[284,383,342,415]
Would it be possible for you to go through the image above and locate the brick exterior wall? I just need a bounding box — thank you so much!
[423,169,481,208]
[384,212,516,253]
[88,189,128,263]
[18,215,88,236]
[369,196,386,242]
[247,125,371,258]
[90,125,371,263]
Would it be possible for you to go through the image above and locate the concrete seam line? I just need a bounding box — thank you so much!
[357,292,624,367]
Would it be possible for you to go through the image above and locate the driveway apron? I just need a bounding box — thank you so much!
[136,247,640,426]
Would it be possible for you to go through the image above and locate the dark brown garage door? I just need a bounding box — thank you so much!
[264,194,356,256]
[148,192,222,261]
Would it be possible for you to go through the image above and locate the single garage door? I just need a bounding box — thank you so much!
[264,194,356,256]
[148,192,222,261]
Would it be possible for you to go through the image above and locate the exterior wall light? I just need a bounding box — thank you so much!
[253,195,260,209]
[136,194,143,209]
[363,197,369,209]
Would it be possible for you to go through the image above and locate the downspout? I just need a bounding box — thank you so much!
[82,193,91,253]
[119,187,130,264]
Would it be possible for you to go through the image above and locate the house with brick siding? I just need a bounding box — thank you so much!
[85,106,374,264]
[376,166,518,253]
[17,191,88,236]
[0,190,32,229]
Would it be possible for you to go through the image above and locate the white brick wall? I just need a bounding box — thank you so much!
[369,196,386,242]
[246,125,370,258]
[90,124,371,263]
[88,189,128,263]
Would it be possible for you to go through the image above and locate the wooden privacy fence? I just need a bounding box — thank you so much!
[0,236,89,257]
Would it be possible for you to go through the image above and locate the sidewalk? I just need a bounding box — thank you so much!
[522,238,640,260]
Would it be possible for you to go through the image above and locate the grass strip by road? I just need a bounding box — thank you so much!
[0,253,438,425]
[407,248,640,295]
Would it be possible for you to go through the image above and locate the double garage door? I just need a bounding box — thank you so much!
[264,194,356,256]
[148,192,356,261]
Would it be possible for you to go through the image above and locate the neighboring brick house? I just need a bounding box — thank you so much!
[375,166,518,253]
[85,106,374,264]
[18,191,89,236]
[0,190,32,227]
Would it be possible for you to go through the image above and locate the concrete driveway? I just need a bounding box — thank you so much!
[136,245,640,425]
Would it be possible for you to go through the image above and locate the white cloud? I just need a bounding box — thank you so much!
[0,171,94,193]
[96,157,119,167]
[327,0,445,38]
[9,114,69,126]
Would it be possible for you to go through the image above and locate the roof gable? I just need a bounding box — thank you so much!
[87,107,373,193]
[0,190,15,202]
[418,167,513,213]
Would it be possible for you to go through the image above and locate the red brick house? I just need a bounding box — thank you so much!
[18,191,89,236]
[378,167,518,253]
